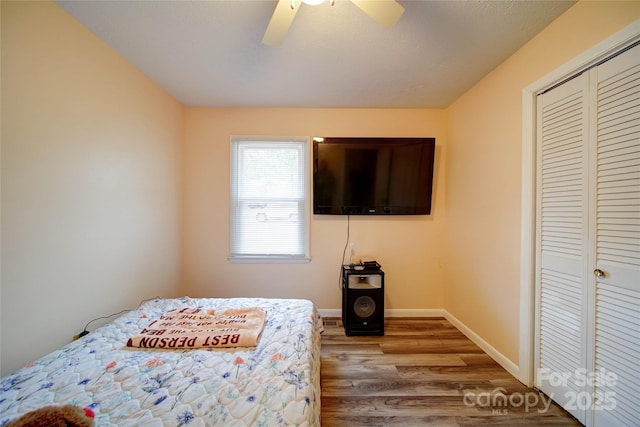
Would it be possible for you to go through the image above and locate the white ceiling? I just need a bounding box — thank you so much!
[56,0,575,108]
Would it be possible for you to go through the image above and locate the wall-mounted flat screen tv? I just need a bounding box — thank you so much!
[313,137,436,215]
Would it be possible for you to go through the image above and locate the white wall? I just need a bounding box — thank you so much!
[1,1,184,375]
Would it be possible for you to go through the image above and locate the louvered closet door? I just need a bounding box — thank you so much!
[592,43,640,427]
[535,73,590,425]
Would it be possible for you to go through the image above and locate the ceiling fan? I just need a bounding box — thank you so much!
[262,0,405,46]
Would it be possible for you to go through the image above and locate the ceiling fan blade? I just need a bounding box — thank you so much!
[350,0,404,28]
[262,0,301,46]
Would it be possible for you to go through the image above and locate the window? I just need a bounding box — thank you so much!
[229,137,310,263]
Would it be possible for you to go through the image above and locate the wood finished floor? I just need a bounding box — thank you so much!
[320,317,581,426]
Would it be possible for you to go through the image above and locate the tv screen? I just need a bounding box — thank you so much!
[313,137,435,215]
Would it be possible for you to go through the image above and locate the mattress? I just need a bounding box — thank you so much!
[0,297,323,426]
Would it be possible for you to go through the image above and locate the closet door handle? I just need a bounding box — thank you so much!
[593,269,605,278]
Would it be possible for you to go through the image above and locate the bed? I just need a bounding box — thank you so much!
[0,297,323,426]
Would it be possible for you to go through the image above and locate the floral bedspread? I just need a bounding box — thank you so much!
[0,297,323,426]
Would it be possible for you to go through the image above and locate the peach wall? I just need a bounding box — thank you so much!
[445,2,640,364]
[183,108,446,312]
[4,0,634,381]
[1,1,184,375]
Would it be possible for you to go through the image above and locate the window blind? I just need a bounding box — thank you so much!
[230,138,309,260]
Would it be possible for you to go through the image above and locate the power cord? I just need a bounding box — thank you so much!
[74,296,161,340]
[338,215,351,289]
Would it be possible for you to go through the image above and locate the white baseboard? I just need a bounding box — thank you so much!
[318,307,521,381]
[443,310,520,380]
[386,308,446,317]
[317,308,446,318]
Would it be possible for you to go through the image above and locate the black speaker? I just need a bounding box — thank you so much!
[342,268,384,336]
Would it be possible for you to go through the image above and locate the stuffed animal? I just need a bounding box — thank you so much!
[5,404,95,427]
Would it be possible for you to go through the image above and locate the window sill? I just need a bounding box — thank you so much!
[228,256,311,264]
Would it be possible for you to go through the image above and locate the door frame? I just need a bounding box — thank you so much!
[519,20,640,387]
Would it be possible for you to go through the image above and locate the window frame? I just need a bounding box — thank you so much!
[228,136,311,264]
